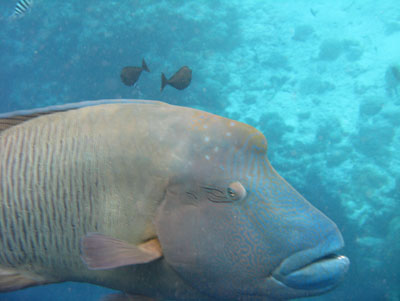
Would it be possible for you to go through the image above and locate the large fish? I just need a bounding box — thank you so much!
[0,99,349,300]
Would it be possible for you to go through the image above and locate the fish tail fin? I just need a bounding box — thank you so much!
[141,59,150,72]
[161,73,168,92]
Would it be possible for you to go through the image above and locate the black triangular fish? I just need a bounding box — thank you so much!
[120,59,150,86]
[161,66,192,92]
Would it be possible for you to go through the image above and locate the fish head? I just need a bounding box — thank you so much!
[155,113,349,300]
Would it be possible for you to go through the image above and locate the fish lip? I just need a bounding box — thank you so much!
[272,237,350,291]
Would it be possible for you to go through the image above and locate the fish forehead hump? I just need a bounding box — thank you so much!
[103,102,267,180]
[106,101,267,160]
[167,107,268,179]
[91,101,268,179]
[183,108,267,153]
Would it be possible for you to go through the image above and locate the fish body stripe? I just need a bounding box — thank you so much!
[16,0,30,12]
[0,118,100,272]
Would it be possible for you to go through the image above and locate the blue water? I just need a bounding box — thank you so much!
[0,0,399,300]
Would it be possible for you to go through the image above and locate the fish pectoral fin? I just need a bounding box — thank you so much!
[0,267,50,292]
[80,233,162,270]
[102,293,156,301]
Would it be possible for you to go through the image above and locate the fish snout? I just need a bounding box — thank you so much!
[272,228,350,292]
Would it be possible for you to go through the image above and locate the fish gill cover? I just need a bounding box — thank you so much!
[0,0,399,300]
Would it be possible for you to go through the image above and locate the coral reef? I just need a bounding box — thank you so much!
[385,63,400,97]
[318,39,344,61]
[292,24,314,42]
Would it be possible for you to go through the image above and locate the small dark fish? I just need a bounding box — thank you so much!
[120,59,150,87]
[161,66,192,92]
[9,0,33,20]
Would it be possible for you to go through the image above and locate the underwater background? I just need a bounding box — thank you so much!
[0,0,399,300]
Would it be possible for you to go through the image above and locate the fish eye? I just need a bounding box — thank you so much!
[227,182,247,201]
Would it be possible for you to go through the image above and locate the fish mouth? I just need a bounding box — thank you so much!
[272,240,350,291]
